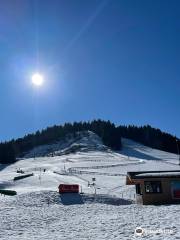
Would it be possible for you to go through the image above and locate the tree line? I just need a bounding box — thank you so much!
[117,125,180,154]
[0,120,179,164]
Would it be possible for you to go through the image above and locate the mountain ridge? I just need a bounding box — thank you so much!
[0,120,179,164]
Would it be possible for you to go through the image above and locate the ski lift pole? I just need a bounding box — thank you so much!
[92,177,96,199]
[94,185,96,198]
[39,167,42,184]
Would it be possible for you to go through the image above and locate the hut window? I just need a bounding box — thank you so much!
[136,184,142,195]
[144,181,162,194]
[171,181,180,199]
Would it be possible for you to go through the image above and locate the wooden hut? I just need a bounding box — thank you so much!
[126,170,180,205]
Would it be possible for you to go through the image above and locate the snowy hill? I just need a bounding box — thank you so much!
[24,131,109,158]
[0,134,180,239]
[1,134,180,197]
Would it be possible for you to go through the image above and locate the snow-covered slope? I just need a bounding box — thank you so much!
[24,131,108,158]
[0,134,180,239]
[121,138,179,164]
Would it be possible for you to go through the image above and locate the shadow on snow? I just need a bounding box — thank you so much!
[59,193,133,206]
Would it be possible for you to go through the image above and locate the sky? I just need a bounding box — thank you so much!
[0,0,180,141]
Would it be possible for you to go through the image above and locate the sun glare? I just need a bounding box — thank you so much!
[32,73,44,86]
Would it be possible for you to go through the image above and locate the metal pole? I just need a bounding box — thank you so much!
[176,140,180,165]
[94,186,96,199]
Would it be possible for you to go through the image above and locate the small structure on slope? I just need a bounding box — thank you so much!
[126,170,180,205]
[0,189,17,196]
[13,173,34,181]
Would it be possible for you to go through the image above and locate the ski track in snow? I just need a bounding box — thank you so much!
[0,134,180,239]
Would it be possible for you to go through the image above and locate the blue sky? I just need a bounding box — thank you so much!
[0,0,180,141]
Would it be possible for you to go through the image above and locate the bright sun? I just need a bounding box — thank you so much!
[32,73,44,86]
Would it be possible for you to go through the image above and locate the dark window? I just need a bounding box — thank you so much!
[144,181,162,194]
[136,184,142,195]
[171,181,180,199]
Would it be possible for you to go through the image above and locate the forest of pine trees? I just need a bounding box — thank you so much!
[0,120,179,164]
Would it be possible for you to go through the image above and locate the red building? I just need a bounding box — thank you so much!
[58,184,79,194]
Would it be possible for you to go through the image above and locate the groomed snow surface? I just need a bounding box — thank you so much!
[0,133,180,239]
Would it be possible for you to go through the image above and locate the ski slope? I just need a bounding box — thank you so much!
[0,132,180,239]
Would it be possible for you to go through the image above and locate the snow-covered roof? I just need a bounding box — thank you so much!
[136,172,180,177]
[127,170,180,179]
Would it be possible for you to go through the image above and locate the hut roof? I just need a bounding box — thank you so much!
[126,170,180,184]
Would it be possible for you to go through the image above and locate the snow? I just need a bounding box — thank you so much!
[0,133,180,239]
[0,192,179,240]
[136,172,180,177]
